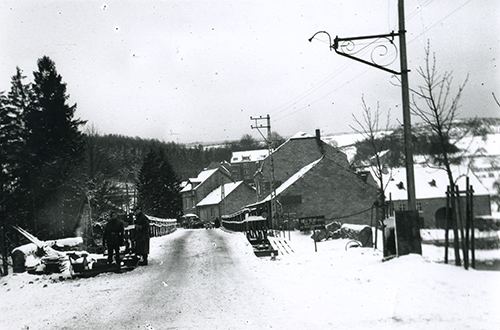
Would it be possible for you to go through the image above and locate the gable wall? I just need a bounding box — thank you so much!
[276,159,378,225]
[256,138,349,200]
[196,170,233,205]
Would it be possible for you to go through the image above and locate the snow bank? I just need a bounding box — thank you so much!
[221,230,500,330]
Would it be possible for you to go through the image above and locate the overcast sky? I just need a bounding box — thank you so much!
[1,0,499,143]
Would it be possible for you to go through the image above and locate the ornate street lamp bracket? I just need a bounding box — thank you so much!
[309,30,406,75]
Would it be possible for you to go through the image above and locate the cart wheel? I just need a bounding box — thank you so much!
[345,240,362,251]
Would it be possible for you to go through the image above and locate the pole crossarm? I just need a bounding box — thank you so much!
[307,0,417,212]
[309,30,406,75]
[250,116,270,142]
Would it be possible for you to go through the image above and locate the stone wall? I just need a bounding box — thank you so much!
[198,183,256,222]
[276,158,378,225]
[255,137,349,199]
[392,194,492,228]
[223,183,257,215]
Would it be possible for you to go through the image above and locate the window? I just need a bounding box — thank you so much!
[398,203,406,211]
[417,202,422,211]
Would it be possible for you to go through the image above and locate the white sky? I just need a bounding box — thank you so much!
[1,0,499,143]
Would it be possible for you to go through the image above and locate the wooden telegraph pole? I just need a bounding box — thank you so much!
[397,0,416,211]
[251,115,277,229]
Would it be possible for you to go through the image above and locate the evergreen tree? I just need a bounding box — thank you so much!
[22,56,86,237]
[1,68,31,226]
[137,149,181,218]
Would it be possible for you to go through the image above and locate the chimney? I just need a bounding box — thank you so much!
[315,129,325,155]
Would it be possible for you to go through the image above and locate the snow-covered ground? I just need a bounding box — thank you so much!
[237,230,500,329]
[1,229,499,329]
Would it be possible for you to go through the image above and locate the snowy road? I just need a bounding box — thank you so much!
[0,229,303,330]
[72,229,301,330]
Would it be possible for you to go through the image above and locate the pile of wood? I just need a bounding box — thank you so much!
[311,222,373,247]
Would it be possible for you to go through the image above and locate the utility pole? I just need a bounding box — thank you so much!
[251,114,277,228]
[308,0,417,211]
[397,0,416,211]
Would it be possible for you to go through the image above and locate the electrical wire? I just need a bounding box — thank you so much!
[269,0,474,125]
[409,0,474,43]
[333,205,374,221]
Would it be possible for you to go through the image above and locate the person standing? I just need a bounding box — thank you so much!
[134,208,150,265]
[103,211,124,268]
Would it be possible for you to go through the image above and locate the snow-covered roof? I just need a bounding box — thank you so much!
[181,213,199,218]
[290,131,314,139]
[180,182,194,193]
[197,181,245,206]
[231,149,269,163]
[259,131,328,163]
[455,133,500,157]
[323,130,391,148]
[145,214,177,223]
[256,157,323,204]
[180,168,219,193]
[385,164,491,201]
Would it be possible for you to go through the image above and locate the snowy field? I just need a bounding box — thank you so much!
[1,229,499,330]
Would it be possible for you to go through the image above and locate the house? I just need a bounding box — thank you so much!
[248,156,378,225]
[181,166,233,216]
[230,149,269,184]
[196,181,256,222]
[385,164,492,228]
[254,130,350,200]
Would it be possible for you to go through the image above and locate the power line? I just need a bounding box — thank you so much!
[270,0,474,125]
[274,68,370,122]
[272,45,376,120]
[409,0,474,43]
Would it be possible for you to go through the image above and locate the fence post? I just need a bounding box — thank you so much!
[455,185,468,269]
[449,186,462,266]
[445,188,450,264]
[465,177,471,269]
[470,184,475,269]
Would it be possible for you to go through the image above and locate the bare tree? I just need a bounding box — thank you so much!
[351,96,392,250]
[409,42,469,266]
[351,96,392,206]
[493,92,500,109]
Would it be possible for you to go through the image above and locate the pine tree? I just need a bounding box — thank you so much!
[22,56,86,237]
[1,68,30,226]
[137,149,181,218]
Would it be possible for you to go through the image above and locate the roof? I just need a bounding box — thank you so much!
[385,164,491,201]
[290,131,314,139]
[180,168,218,193]
[181,213,199,218]
[231,149,269,164]
[260,131,343,164]
[255,157,323,204]
[196,181,245,206]
[322,130,391,148]
[455,133,500,157]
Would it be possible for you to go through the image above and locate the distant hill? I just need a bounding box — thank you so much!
[323,117,500,166]
[84,134,232,181]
